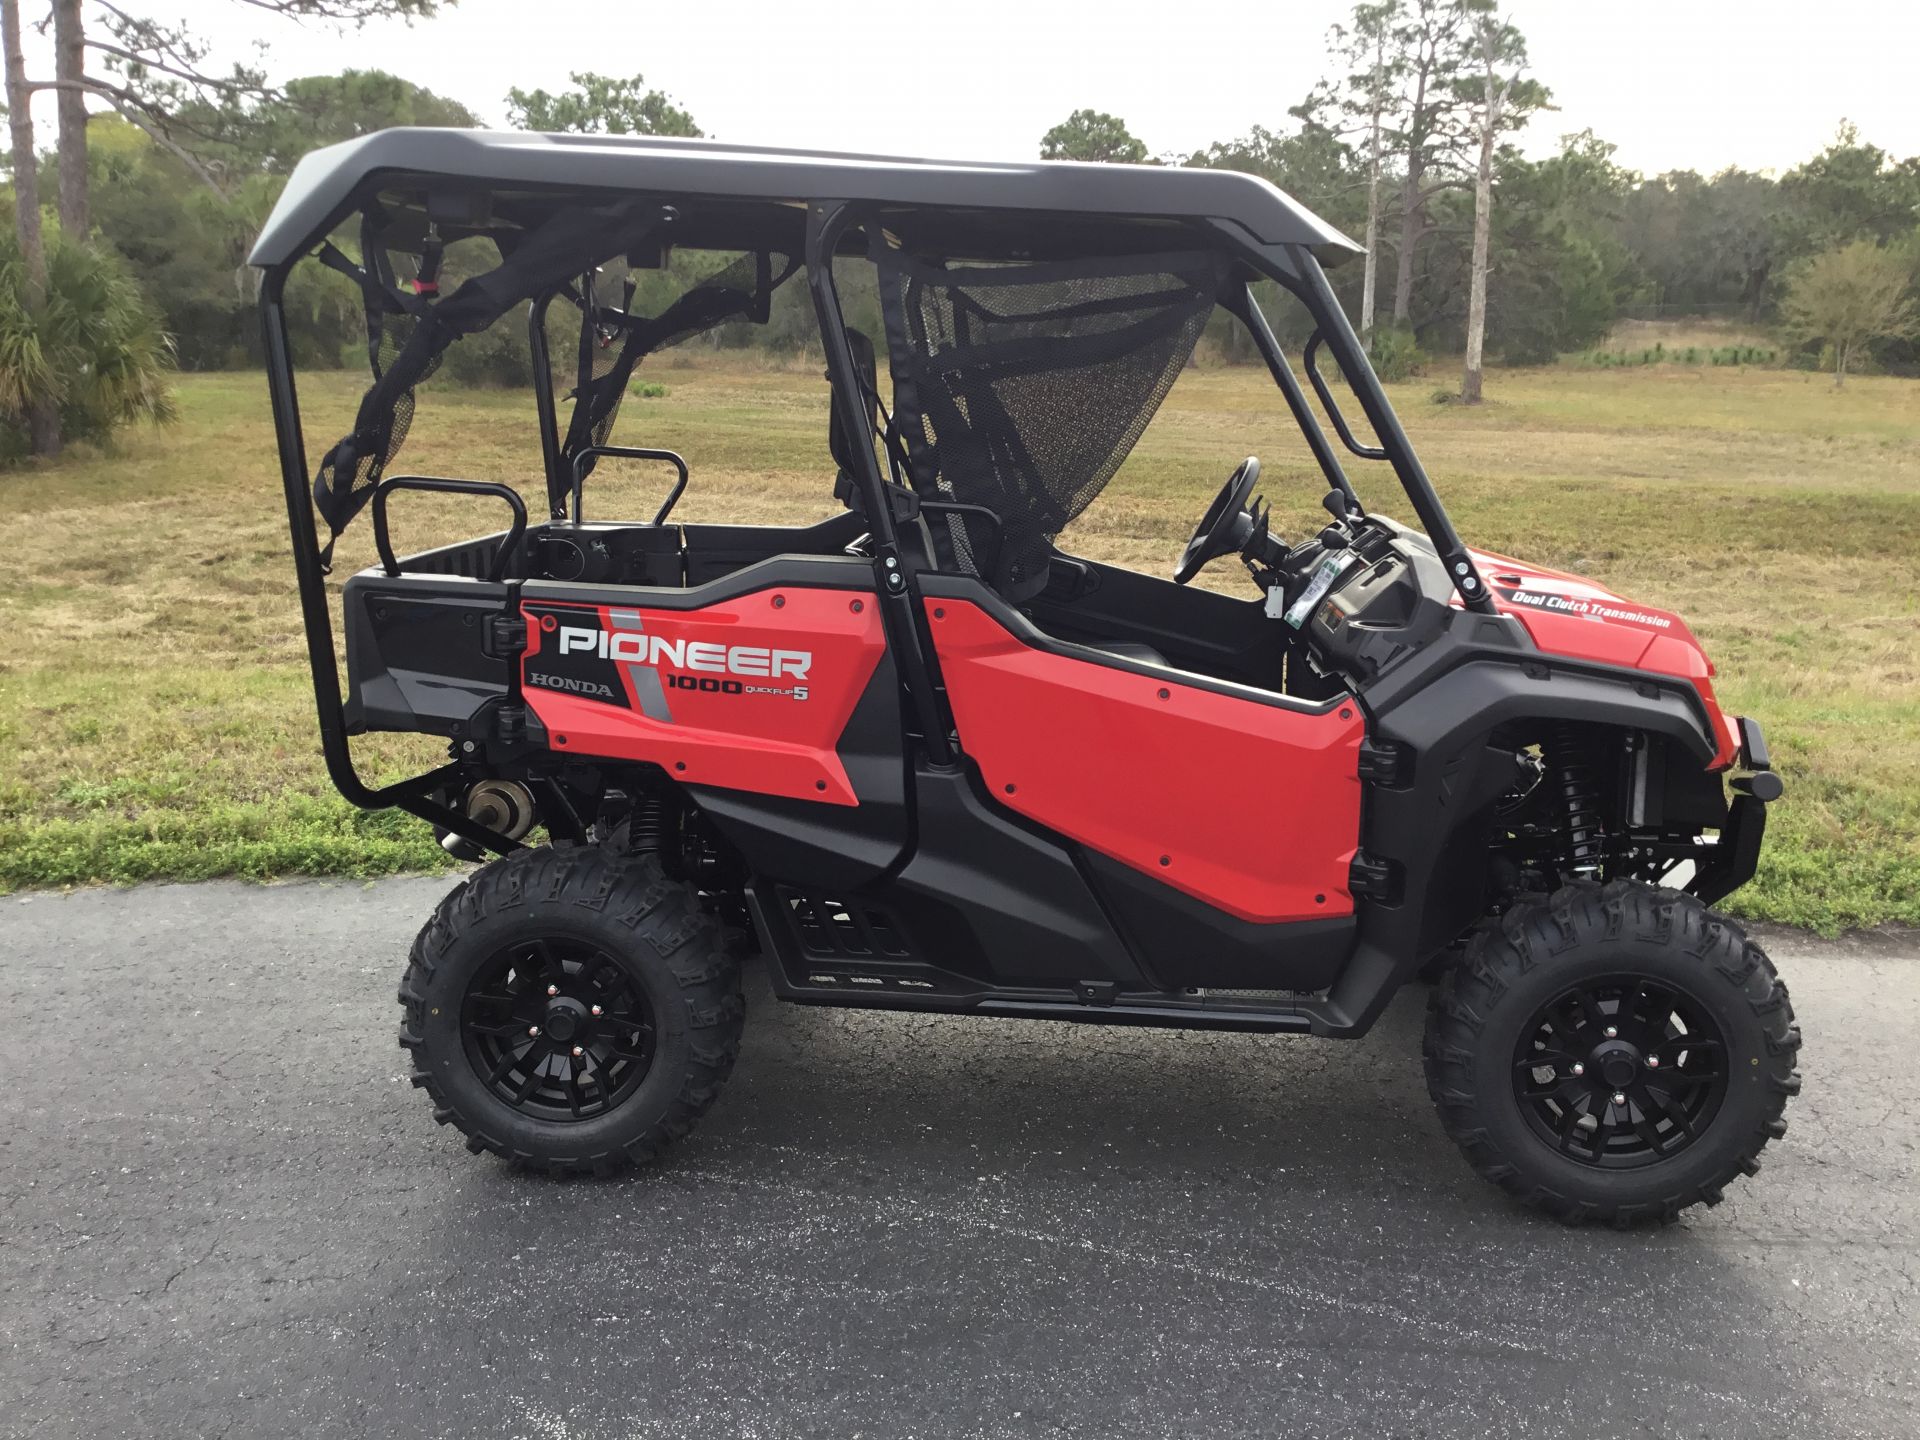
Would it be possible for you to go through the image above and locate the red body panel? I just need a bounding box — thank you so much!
[928,600,1366,923]
[519,587,884,805]
[1467,549,1739,767]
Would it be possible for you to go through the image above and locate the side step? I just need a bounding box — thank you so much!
[748,884,1319,1035]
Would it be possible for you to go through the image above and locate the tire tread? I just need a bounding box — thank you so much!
[1422,879,1801,1226]
[396,845,743,1176]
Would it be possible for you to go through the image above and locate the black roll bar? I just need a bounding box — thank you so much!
[258,266,522,857]
[1205,224,1495,614]
[528,291,565,518]
[1286,246,1494,613]
[1228,286,1364,514]
[805,201,955,767]
[372,475,527,579]
[569,445,689,526]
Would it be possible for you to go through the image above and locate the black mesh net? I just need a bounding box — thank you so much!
[311,231,444,558]
[559,250,787,497]
[310,198,673,562]
[872,243,1225,592]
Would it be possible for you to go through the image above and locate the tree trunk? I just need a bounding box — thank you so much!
[1360,129,1381,340]
[1393,167,1419,326]
[1392,52,1431,328]
[1460,138,1493,402]
[1359,33,1384,342]
[1461,63,1506,405]
[1833,337,1849,388]
[53,0,87,238]
[1744,261,1770,325]
[2,0,60,457]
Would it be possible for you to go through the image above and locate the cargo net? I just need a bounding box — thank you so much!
[558,250,791,504]
[872,243,1224,593]
[305,198,747,563]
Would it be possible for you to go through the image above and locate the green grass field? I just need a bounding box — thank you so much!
[1,355,1915,932]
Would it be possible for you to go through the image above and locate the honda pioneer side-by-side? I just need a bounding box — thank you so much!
[249,130,1799,1224]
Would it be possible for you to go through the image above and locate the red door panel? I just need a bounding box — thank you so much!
[520,587,884,805]
[928,600,1365,923]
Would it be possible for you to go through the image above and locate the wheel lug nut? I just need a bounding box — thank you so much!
[571,1045,584,1058]
[1612,1091,1627,1106]
[1571,1062,1584,1076]
[547,984,560,997]
[590,1005,603,1017]
[1646,1055,1660,1068]
[528,1025,540,1037]
[1604,1026,1618,1038]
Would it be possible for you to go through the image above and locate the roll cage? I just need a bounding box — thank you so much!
[251,130,1494,856]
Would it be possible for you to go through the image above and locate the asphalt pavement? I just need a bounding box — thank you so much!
[2,877,1915,1439]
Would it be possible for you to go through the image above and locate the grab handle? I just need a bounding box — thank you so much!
[1303,331,1389,461]
[570,445,690,525]
[371,475,527,581]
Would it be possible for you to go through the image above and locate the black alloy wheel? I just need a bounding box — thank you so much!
[461,938,657,1122]
[399,844,743,1175]
[1512,974,1728,1168]
[1423,879,1801,1225]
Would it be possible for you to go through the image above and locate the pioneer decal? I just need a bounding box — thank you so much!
[1496,587,1673,631]
[556,625,813,680]
[520,604,818,711]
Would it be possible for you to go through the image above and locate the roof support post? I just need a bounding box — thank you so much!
[805,202,955,766]
[1227,282,1363,516]
[528,290,566,519]
[258,264,520,856]
[1283,244,1495,614]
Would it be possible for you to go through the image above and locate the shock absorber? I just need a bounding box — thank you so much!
[1545,722,1605,879]
[629,792,669,855]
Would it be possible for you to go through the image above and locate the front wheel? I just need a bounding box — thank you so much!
[398,844,743,1174]
[1423,880,1801,1225]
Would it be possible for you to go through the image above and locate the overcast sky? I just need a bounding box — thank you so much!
[26,0,1920,177]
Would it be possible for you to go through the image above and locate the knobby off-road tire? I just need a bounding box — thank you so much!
[398,844,743,1175]
[1423,880,1802,1226]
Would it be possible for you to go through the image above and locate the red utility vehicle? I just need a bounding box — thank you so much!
[250,130,1799,1223]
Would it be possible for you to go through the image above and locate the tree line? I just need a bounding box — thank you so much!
[1,0,1916,459]
[1046,1,1918,392]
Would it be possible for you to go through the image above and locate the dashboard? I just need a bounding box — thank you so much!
[1294,521,1456,682]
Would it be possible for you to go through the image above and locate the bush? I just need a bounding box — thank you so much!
[1499,333,1561,367]
[1367,327,1428,382]
[0,232,174,460]
[437,321,539,387]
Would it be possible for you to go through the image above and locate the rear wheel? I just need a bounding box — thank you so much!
[1423,880,1801,1225]
[398,844,743,1174]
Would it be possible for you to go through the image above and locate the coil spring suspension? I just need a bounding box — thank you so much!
[629,793,669,855]
[1545,723,1605,879]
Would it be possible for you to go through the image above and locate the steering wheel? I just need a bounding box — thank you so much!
[1173,457,1262,585]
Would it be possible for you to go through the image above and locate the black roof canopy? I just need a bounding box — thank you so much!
[247,128,1361,269]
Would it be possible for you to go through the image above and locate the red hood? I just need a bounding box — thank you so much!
[1464,549,1738,767]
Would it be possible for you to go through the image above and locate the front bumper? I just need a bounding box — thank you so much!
[1692,716,1779,906]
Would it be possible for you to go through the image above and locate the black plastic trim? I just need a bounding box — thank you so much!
[1081,850,1355,991]
[1692,794,1768,906]
[522,553,873,611]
